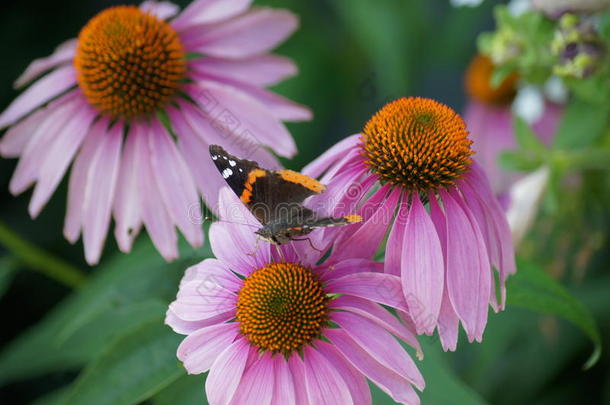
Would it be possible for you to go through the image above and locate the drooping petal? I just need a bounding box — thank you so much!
[301,135,361,179]
[317,258,383,283]
[314,341,371,405]
[171,0,253,32]
[180,258,242,293]
[206,337,251,405]
[113,126,143,253]
[177,322,239,374]
[182,8,298,59]
[0,105,54,158]
[165,308,234,335]
[332,185,398,262]
[148,120,203,248]
[14,39,77,88]
[191,54,297,87]
[0,65,76,129]
[133,123,178,261]
[384,195,409,277]
[327,273,408,312]
[28,104,97,217]
[271,356,296,405]
[9,93,80,195]
[401,194,444,335]
[332,311,424,390]
[81,122,123,265]
[441,190,491,342]
[139,0,180,20]
[326,329,421,405]
[187,82,296,157]
[302,346,353,405]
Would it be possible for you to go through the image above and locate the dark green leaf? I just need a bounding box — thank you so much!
[63,322,183,405]
[507,258,602,369]
[0,256,19,298]
[153,374,207,405]
[0,237,209,385]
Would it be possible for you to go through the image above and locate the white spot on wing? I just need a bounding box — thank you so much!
[222,168,233,179]
[212,155,218,160]
[229,160,236,167]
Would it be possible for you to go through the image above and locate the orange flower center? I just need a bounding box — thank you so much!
[362,97,473,192]
[74,6,186,119]
[465,54,518,105]
[237,263,329,355]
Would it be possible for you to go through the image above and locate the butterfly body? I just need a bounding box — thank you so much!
[209,145,361,245]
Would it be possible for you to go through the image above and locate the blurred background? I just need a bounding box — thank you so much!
[0,0,608,404]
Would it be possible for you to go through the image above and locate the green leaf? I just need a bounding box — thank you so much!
[62,321,184,405]
[507,258,602,369]
[153,374,207,405]
[553,100,608,150]
[0,237,209,385]
[513,116,547,153]
[498,150,542,172]
[0,256,19,298]
[371,339,487,404]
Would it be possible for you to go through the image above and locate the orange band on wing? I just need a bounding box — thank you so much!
[241,168,267,203]
[277,170,326,193]
[344,215,362,223]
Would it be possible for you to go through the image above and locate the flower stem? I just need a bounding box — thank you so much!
[0,221,87,288]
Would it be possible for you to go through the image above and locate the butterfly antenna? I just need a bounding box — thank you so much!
[204,216,259,229]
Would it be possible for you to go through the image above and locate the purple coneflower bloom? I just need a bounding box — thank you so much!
[302,97,516,351]
[166,188,425,405]
[0,0,310,264]
[463,54,562,195]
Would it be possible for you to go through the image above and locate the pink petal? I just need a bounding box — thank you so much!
[271,356,296,405]
[326,329,421,405]
[302,346,353,405]
[401,194,444,335]
[332,311,424,390]
[229,353,278,405]
[191,69,311,122]
[330,295,420,352]
[182,8,298,59]
[332,185,397,262]
[8,93,80,195]
[64,119,109,244]
[301,135,361,179]
[191,54,297,87]
[206,337,251,405]
[165,308,234,335]
[384,195,409,277]
[177,322,239,374]
[0,65,76,129]
[14,39,77,88]
[139,0,179,20]
[318,258,383,283]
[134,123,178,261]
[180,258,242,293]
[148,120,203,248]
[0,107,52,158]
[171,0,252,32]
[326,273,408,312]
[113,126,142,253]
[186,82,296,157]
[441,190,491,343]
[314,341,371,405]
[429,194,460,351]
[287,354,310,405]
[28,105,97,217]
[80,123,122,264]
[532,102,563,146]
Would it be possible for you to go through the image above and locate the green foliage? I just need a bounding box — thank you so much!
[507,258,602,369]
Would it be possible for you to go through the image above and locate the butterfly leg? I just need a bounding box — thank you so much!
[246,238,260,256]
[292,238,324,253]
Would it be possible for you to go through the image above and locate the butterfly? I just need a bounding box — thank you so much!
[209,145,362,246]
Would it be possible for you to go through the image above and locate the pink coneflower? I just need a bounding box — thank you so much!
[303,97,516,351]
[0,0,310,265]
[166,188,425,405]
[463,54,562,195]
